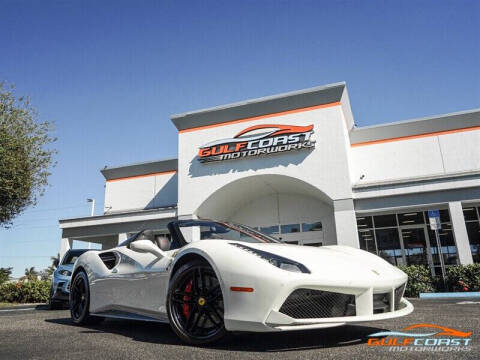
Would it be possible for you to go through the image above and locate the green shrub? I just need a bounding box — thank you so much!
[446,264,480,292]
[0,280,50,303]
[397,265,435,297]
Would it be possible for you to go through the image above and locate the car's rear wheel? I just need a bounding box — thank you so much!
[70,271,102,325]
[167,260,226,345]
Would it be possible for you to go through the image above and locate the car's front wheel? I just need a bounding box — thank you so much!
[48,286,64,310]
[167,260,226,345]
[70,271,102,325]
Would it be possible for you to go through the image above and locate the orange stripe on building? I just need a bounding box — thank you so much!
[106,170,177,182]
[178,101,341,134]
[351,125,480,147]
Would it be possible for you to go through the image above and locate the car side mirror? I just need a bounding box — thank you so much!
[130,240,168,258]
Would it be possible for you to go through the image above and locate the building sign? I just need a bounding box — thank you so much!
[428,210,442,230]
[197,124,315,163]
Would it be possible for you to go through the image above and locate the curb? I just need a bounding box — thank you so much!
[419,292,480,299]
[0,303,46,310]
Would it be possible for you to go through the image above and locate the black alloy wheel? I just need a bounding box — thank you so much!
[70,271,101,325]
[167,260,226,345]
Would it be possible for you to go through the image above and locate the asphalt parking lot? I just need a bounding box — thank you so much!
[0,298,478,360]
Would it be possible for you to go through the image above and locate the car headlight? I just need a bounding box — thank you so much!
[58,269,71,276]
[229,243,310,273]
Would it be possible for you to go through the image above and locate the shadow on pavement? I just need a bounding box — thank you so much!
[45,317,385,352]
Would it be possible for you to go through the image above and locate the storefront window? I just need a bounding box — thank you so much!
[302,222,323,232]
[402,228,428,266]
[356,216,373,229]
[357,208,459,273]
[428,225,458,266]
[358,229,376,254]
[257,221,323,239]
[375,228,403,266]
[260,225,280,236]
[373,214,397,228]
[463,207,478,221]
[463,206,480,263]
[465,219,480,263]
[398,212,425,226]
[281,224,300,233]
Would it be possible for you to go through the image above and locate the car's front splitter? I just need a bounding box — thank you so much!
[225,298,413,332]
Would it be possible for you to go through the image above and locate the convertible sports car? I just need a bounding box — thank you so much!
[69,220,413,345]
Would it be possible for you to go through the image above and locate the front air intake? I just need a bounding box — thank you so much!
[279,289,356,319]
[394,283,406,310]
[373,293,390,314]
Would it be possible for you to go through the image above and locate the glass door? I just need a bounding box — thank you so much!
[400,226,435,275]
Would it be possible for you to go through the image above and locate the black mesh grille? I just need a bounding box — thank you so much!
[279,289,356,319]
[373,293,390,314]
[394,283,406,310]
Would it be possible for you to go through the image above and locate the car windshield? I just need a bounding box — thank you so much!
[62,250,88,265]
[178,220,280,244]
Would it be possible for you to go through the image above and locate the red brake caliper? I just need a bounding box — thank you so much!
[182,279,193,318]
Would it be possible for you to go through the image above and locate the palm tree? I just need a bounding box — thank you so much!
[39,269,51,281]
[0,267,13,284]
[50,253,60,268]
[22,267,38,281]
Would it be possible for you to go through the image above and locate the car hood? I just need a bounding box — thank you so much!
[233,242,406,281]
[57,264,74,272]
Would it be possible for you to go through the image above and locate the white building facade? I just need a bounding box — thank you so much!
[59,82,480,276]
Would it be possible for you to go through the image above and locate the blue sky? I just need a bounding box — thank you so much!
[0,0,479,277]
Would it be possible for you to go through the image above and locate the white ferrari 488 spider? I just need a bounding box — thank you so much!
[69,220,413,345]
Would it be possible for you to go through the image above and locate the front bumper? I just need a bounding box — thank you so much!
[223,272,413,332]
[51,276,71,301]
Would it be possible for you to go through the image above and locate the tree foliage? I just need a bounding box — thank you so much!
[43,253,60,279]
[22,266,39,281]
[398,265,435,297]
[0,267,12,284]
[446,264,480,292]
[50,253,60,269]
[0,82,57,227]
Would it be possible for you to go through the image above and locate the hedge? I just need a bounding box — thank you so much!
[398,264,480,297]
[0,280,50,303]
[445,264,480,292]
[398,265,435,297]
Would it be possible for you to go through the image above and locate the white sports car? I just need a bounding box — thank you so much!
[69,220,413,345]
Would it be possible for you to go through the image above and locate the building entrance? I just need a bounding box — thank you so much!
[399,225,434,275]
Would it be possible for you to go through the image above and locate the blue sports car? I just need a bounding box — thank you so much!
[48,249,89,309]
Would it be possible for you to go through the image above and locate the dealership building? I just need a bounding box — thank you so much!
[59,82,480,276]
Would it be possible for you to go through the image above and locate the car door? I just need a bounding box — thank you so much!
[109,241,173,319]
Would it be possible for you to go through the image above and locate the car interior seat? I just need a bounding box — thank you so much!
[157,235,171,251]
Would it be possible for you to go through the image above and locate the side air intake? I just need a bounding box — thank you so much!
[99,252,118,270]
